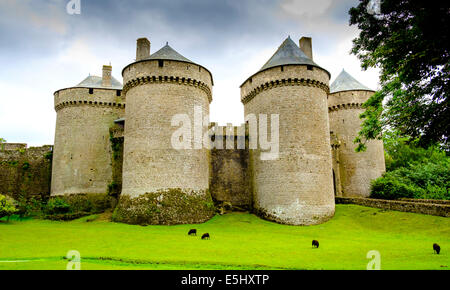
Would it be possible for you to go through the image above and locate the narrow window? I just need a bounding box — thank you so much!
[116,90,121,97]
[89,88,94,94]
[158,60,164,68]
[307,65,313,71]
[249,78,253,84]
[281,66,284,72]
[332,170,337,196]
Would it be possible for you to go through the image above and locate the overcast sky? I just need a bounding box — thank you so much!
[0,0,380,146]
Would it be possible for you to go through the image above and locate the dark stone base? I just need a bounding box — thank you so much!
[112,188,215,225]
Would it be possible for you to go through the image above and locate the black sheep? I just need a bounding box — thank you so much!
[312,240,319,248]
[433,243,441,255]
[188,229,197,236]
[202,233,210,240]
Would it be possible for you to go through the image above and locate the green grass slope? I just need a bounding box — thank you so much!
[0,205,448,270]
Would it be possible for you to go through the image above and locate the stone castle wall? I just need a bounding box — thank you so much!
[51,87,125,196]
[241,65,335,225]
[328,90,385,197]
[0,144,53,201]
[209,129,253,210]
[336,197,450,217]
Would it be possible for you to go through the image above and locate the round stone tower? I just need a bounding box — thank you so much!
[52,65,125,196]
[240,36,335,225]
[328,69,385,197]
[113,38,215,225]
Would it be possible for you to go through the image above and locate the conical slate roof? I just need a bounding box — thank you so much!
[123,42,214,85]
[76,75,122,90]
[145,43,195,64]
[330,69,373,93]
[259,36,321,72]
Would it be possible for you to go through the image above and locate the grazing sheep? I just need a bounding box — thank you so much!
[433,243,441,254]
[201,233,210,240]
[188,229,197,236]
[312,240,319,248]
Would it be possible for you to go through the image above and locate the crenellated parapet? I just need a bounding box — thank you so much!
[240,64,330,105]
[242,77,329,105]
[328,102,364,113]
[122,75,212,103]
[327,90,374,109]
[122,58,213,103]
[54,87,125,112]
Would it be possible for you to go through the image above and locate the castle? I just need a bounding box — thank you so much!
[51,36,385,226]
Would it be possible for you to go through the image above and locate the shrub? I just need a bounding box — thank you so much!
[370,175,417,200]
[42,194,112,221]
[0,194,18,220]
[45,198,71,215]
[15,196,48,218]
[370,160,450,200]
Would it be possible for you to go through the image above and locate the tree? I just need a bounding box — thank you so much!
[0,194,17,221]
[383,130,448,171]
[349,0,450,151]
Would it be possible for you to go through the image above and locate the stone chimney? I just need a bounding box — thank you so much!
[299,37,313,60]
[136,37,150,61]
[102,65,112,87]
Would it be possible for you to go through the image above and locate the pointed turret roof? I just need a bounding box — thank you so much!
[241,36,329,87]
[146,43,195,64]
[330,69,373,93]
[259,36,319,72]
[76,75,122,90]
[122,42,213,85]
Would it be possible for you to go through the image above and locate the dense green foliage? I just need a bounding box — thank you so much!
[0,194,17,219]
[370,131,450,200]
[0,207,448,270]
[383,131,448,172]
[349,1,450,151]
[11,194,112,220]
[371,161,450,200]
[45,198,71,215]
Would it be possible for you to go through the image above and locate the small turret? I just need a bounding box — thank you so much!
[51,65,124,197]
[328,69,385,198]
[114,38,214,225]
[240,36,335,226]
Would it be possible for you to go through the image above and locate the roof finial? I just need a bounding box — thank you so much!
[166,41,169,46]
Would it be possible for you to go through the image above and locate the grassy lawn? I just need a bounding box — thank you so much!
[0,204,448,270]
